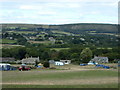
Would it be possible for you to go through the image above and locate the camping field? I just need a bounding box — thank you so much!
[2,64,119,88]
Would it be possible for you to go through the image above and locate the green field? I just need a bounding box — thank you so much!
[7,31,37,34]
[0,44,24,49]
[2,64,118,88]
[52,30,72,35]
[0,39,17,44]
[28,40,52,45]
[3,84,118,88]
[50,48,70,51]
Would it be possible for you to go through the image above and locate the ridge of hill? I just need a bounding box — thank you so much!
[1,23,118,33]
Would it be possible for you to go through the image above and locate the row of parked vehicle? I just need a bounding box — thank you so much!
[80,63,110,69]
[0,63,32,71]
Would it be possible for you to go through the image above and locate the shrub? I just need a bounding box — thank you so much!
[49,67,56,69]
[43,61,50,68]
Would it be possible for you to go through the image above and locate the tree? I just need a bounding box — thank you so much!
[25,53,29,58]
[42,51,50,60]
[17,38,27,45]
[43,61,50,68]
[71,53,80,64]
[58,50,70,60]
[50,50,58,60]
[12,47,27,60]
[35,60,39,67]
[80,48,93,63]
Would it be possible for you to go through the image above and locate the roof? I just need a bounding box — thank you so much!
[0,63,11,65]
[93,57,108,60]
[22,57,40,64]
[0,57,15,60]
[91,56,109,63]
[55,61,63,63]
[0,57,15,62]
[60,60,71,61]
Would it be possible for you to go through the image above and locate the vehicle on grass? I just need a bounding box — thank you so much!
[80,63,88,66]
[18,66,31,71]
[95,64,110,69]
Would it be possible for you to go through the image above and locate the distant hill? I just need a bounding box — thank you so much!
[1,23,118,33]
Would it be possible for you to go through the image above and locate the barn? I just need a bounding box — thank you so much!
[91,56,109,63]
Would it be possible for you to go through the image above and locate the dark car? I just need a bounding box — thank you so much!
[18,66,31,71]
[80,64,88,66]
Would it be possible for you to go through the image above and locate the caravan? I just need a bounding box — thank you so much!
[0,63,11,70]
[0,63,17,71]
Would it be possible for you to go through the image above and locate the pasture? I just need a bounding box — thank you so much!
[2,64,118,88]
[28,40,52,45]
[7,31,37,34]
[0,44,24,49]
[52,30,72,35]
[50,48,70,51]
[0,39,17,44]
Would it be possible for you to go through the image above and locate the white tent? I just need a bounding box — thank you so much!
[55,61,64,66]
[0,63,11,70]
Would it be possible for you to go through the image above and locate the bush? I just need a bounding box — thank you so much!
[43,61,50,68]
[49,67,56,69]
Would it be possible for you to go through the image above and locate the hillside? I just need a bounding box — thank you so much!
[1,23,118,33]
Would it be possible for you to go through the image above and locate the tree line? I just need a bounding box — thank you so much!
[2,45,120,64]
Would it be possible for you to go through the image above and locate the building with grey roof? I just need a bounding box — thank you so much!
[22,56,40,65]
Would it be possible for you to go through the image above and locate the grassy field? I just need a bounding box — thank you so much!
[28,40,52,45]
[2,64,118,88]
[52,30,72,35]
[3,84,118,88]
[0,44,24,49]
[7,31,37,34]
[50,48,70,51]
[0,39,17,44]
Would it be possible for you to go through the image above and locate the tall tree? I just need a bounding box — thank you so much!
[80,48,93,63]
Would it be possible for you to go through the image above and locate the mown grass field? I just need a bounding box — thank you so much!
[0,44,24,49]
[28,40,53,45]
[0,39,17,44]
[2,64,118,88]
[52,30,72,35]
[50,48,70,51]
[3,84,118,88]
[7,31,37,34]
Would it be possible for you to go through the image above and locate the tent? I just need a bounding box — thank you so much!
[0,63,17,71]
[88,61,98,65]
[55,61,64,66]
[0,63,11,70]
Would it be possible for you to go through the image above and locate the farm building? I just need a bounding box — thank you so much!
[22,56,40,65]
[55,61,64,66]
[0,57,15,63]
[91,56,109,63]
[60,60,71,64]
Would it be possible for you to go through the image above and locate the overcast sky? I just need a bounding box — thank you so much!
[0,0,119,24]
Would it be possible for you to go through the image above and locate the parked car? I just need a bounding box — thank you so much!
[18,66,31,71]
[80,63,88,66]
[95,64,110,69]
